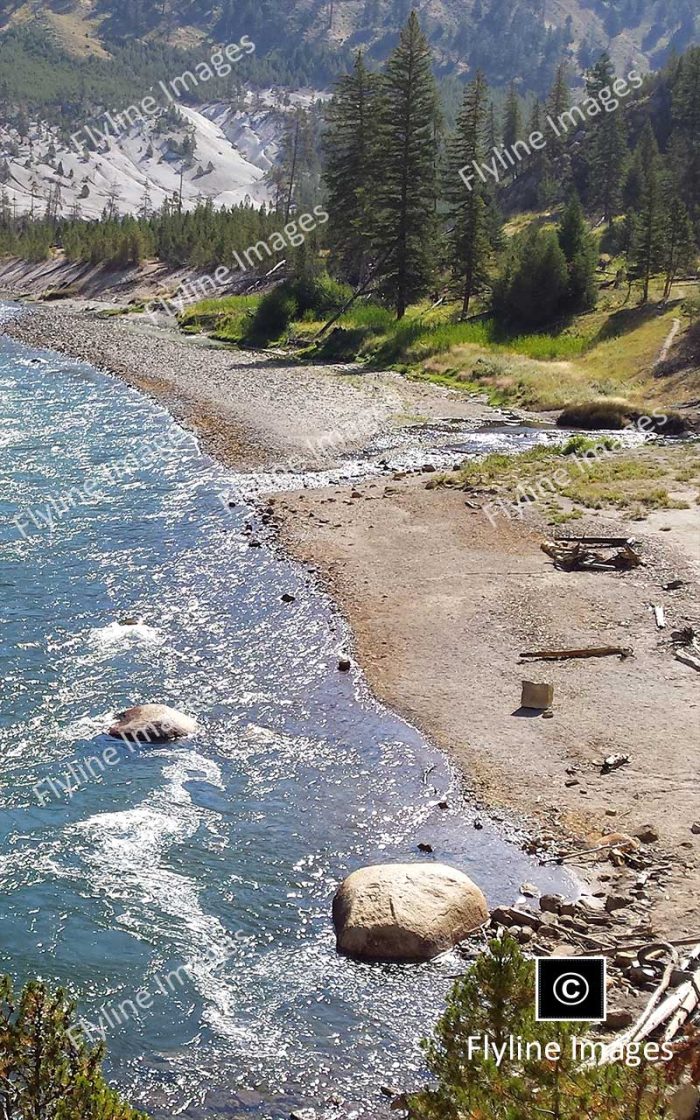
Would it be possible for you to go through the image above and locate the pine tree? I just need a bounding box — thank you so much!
[486,100,499,154]
[558,192,598,311]
[662,191,695,299]
[372,11,439,318]
[323,51,380,286]
[669,46,700,233]
[525,100,552,207]
[0,976,146,1119]
[411,936,671,1120]
[502,80,522,159]
[546,63,572,183]
[585,54,628,227]
[494,226,569,328]
[139,181,153,221]
[547,62,571,129]
[628,122,666,302]
[446,72,498,315]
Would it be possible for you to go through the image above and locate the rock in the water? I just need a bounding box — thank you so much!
[109,704,198,742]
[338,658,352,672]
[333,862,488,962]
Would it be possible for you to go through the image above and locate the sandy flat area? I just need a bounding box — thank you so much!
[271,475,700,936]
[0,302,497,469]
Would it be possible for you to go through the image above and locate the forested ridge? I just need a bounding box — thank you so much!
[0,0,697,115]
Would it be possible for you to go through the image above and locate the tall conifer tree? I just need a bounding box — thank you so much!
[585,53,628,227]
[447,72,498,315]
[662,191,695,299]
[628,122,665,302]
[502,80,522,172]
[323,51,380,285]
[669,46,700,232]
[372,11,439,318]
[557,192,597,310]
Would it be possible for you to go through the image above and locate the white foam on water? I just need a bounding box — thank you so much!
[89,621,162,648]
[57,711,115,743]
[71,750,244,1033]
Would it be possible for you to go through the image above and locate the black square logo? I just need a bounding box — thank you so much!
[536,957,607,1022]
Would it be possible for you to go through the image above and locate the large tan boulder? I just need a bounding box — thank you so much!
[332,862,488,962]
[109,704,198,742]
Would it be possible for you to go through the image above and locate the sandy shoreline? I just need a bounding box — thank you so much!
[270,476,700,935]
[3,298,699,946]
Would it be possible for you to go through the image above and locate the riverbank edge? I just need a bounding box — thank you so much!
[3,297,695,983]
[0,298,585,842]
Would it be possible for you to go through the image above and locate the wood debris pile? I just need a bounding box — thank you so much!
[542,536,642,572]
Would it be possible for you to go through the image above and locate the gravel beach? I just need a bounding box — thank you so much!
[0,300,496,470]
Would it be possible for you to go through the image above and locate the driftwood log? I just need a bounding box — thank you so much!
[598,943,700,1062]
[520,646,633,661]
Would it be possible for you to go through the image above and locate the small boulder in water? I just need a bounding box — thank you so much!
[109,704,198,742]
[333,862,488,962]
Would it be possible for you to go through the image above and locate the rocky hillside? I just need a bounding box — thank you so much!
[0,90,325,218]
[1,0,698,92]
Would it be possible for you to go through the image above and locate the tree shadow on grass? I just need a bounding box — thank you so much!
[591,302,668,345]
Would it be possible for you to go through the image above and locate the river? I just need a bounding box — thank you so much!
[0,310,572,1118]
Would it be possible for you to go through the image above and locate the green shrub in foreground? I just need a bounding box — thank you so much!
[0,976,147,1119]
[410,936,674,1120]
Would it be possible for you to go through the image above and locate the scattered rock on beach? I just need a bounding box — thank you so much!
[635,824,659,843]
[333,862,488,961]
[605,893,633,913]
[540,893,564,914]
[108,704,198,741]
[593,832,641,854]
[606,1008,634,1030]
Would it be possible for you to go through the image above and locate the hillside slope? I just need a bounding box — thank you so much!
[1,0,698,93]
[0,90,325,218]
